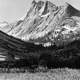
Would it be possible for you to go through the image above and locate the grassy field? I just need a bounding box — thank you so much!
[0,68,80,80]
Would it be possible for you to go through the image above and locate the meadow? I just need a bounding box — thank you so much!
[0,68,80,80]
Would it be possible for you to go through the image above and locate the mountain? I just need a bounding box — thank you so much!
[0,0,80,69]
[0,0,80,47]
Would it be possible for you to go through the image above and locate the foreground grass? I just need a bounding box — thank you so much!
[0,68,80,80]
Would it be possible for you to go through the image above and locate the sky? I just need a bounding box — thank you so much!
[0,0,80,23]
[0,0,32,22]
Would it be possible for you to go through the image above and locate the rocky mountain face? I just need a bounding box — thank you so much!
[0,0,80,69]
[0,0,80,47]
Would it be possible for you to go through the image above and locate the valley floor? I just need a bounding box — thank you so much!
[0,68,80,80]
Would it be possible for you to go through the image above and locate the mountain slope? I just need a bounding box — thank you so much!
[0,29,80,68]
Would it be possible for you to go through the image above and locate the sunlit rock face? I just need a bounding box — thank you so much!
[0,0,80,47]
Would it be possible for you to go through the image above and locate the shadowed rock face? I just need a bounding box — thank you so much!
[0,0,80,69]
[66,3,80,17]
